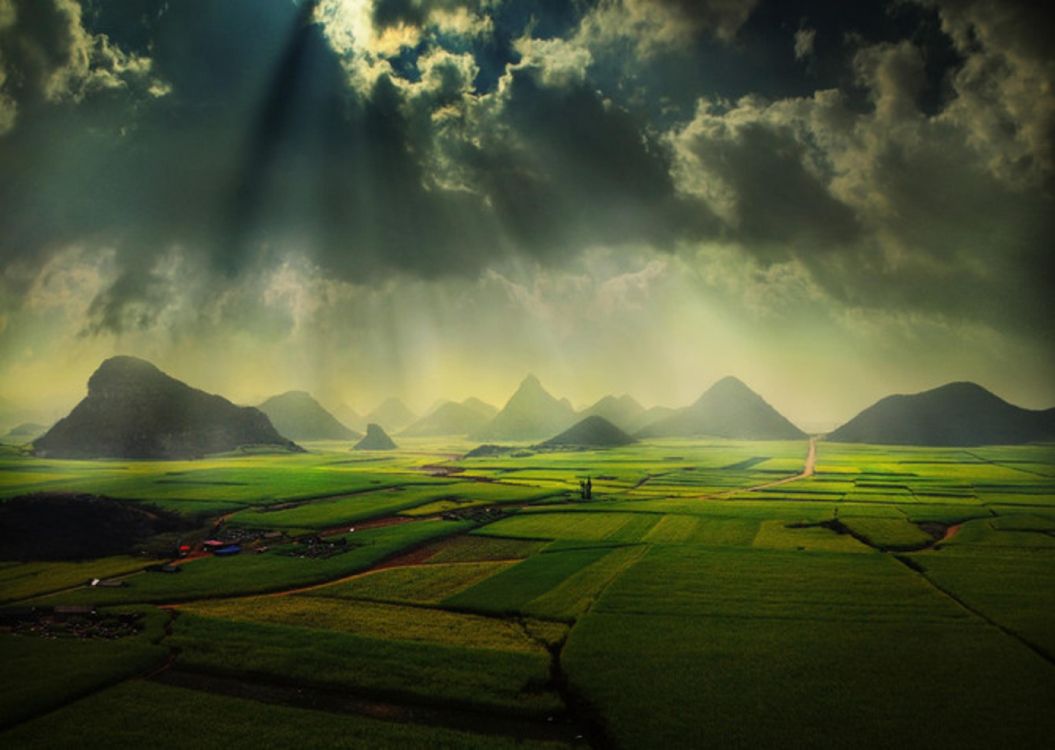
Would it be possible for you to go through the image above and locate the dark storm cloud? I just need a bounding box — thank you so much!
[0,0,1052,338]
[0,0,706,312]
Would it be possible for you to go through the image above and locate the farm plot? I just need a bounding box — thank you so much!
[444,545,615,615]
[226,483,464,529]
[520,545,647,620]
[752,520,872,553]
[908,547,1055,656]
[170,613,562,716]
[398,482,569,516]
[564,612,1055,749]
[0,608,168,729]
[0,680,570,750]
[474,511,658,542]
[31,520,473,606]
[310,562,513,604]
[939,517,1055,549]
[0,556,153,604]
[592,545,966,623]
[562,539,1055,748]
[181,596,552,654]
[836,517,937,550]
[423,535,547,563]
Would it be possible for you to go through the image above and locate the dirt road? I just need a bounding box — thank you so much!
[737,436,817,494]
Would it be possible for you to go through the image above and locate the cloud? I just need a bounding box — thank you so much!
[667,32,1053,336]
[0,0,166,118]
[512,36,592,88]
[794,27,815,60]
[0,0,1050,350]
[927,0,1055,188]
[578,0,760,58]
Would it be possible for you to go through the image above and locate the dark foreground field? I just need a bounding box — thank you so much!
[1,438,1053,748]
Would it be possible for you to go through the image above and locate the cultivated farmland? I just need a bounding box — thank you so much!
[2,438,1053,748]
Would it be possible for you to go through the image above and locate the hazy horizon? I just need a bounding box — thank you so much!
[2,351,1052,437]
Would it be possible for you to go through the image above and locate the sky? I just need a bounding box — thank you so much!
[0,0,1052,431]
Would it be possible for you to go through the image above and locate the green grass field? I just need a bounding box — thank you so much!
[2,437,1053,748]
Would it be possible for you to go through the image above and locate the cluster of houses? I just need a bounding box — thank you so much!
[0,605,142,639]
[286,534,351,559]
[440,505,509,523]
[189,528,289,558]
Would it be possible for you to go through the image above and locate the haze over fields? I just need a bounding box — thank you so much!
[0,0,1053,433]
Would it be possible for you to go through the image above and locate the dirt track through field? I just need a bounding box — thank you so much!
[722,437,817,496]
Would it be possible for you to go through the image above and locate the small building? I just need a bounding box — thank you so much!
[92,578,126,588]
[54,605,95,616]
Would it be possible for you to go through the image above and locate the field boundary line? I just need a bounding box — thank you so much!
[892,554,1055,668]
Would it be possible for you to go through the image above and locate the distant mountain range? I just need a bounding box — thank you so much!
[402,398,497,436]
[257,391,360,441]
[636,377,806,440]
[472,375,577,441]
[828,382,1055,446]
[20,357,1055,457]
[2,422,49,444]
[540,416,636,448]
[366,398,418,433]
[332,403,366,432]
[33,357,301,459]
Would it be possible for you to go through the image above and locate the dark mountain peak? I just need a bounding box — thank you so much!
[275,389,312,400]
[638,376,804,440]
[260,390,315,406]
[511,374,548,400]
[541,416,636,448]
[35,357,300,459]
[354,423,398,450]
[829,381,1054,446]
[915,381,1004,404]
[88,355,170,394]
[473,375,576,440]
[698,376,756,403]
[504,375,563,409]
